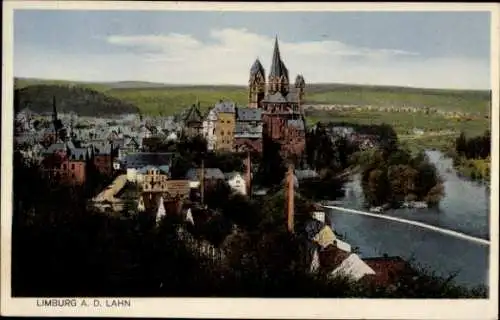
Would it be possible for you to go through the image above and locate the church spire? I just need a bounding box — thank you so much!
[270,36,283,78]
[268,36,289,94]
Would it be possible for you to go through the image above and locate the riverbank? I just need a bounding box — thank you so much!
[452,157,490,183]
[325,150,490,288]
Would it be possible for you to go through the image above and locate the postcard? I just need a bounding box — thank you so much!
[1,1,498,319]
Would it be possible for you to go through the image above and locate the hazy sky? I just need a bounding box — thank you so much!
[14,10,491,89]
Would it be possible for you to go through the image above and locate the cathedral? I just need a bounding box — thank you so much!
[248,37,307,161]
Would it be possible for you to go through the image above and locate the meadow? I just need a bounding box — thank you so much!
[305,109,489,137]
[15,78,491,116]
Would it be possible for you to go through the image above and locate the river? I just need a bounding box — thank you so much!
[326,150,490,288]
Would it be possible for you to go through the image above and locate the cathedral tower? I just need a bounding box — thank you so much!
[248,58,266,108]
[268,37,289,95]
[295,74,306,106]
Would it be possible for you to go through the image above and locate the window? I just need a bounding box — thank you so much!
[71,164,75,170]
[221,131,224,136]
[62,164,67,170]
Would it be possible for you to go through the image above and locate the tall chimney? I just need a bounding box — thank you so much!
[286,164,294,233]
[200,159,205,205]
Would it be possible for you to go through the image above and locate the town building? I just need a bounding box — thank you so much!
[123,152,174,182]
[248,37,307,161]
[224,172,247,196]
[234,107,263,153]
[92,142,115,177]
[41,142,90,185]
[202,107,218,151]
[181,101,204,138]
[185,168,226,189]
[213,101,236,152]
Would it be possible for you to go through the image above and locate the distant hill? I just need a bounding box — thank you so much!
[14,84,140,116]
[13,77,491,116]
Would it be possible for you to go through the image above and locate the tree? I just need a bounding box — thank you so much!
[256,136,287,187]
[387,165,418,203]
[455,131,467,156]
[204,180,233,210]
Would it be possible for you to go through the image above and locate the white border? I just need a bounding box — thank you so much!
[2,1,499,319]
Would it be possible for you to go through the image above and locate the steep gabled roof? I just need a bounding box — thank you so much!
[214,101,236,114]
[186,168,225,181]
[183,103,203,123]
[234,122,263,137]
[69,148,89,161]
[236,107,263,121]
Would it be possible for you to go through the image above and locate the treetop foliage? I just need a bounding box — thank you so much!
[15,85,140,116]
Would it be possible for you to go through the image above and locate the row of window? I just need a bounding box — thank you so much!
[62,164,76,170]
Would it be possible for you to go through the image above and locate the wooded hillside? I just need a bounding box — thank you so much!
[14,84,140,116]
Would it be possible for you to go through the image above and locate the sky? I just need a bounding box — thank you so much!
[13,10,491,90]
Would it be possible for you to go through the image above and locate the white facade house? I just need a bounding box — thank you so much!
[166,131,178,142]
[202,108,218,151]
[126,168,139,182]
[156,196,166,224]
[336,239,352,253]
[225,172,247,196]
[330,253,376,281]
[113,160,121,171]
[312,211,326,223]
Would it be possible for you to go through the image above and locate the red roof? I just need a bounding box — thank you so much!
[362,256,412,286]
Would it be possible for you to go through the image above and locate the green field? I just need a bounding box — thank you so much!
[107,87,249,115]
[15,78,491,116]
[306,109,489,137]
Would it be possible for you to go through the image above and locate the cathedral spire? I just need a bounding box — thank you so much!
[269,36,284,79]
[268,36,289,94]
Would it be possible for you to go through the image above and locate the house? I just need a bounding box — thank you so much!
[41,143,91,185]
[329,251,377,281]
[294,169,319,181]
[181,102,204,138]
[202,108,218,151]
[304,217,365,279]
[224,172,247,195]
[213,101,236,151]
[112,136,140,160]
[165,131,179,142]
[185,168,226,189]
[362,255,412,287]
[123,152,175,182]
[139,189,188,217]
[233,107,263,153]
[140,165,171,189]
[92,142,114,176]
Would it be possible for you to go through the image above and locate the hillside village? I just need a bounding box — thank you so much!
[13,39,459,296]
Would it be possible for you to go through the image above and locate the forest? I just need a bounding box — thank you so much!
[14,85,140,116]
